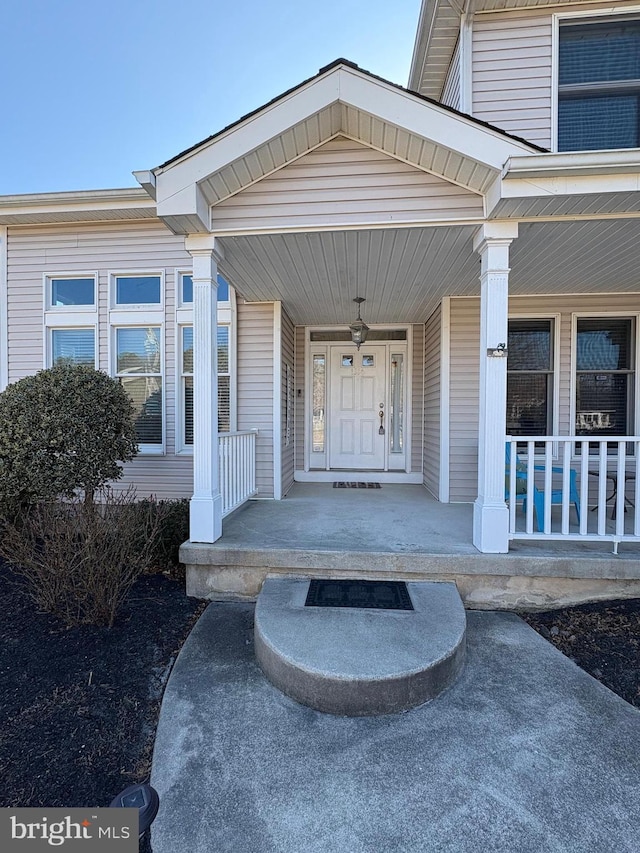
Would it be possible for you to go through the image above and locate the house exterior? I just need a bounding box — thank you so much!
[3,0,640,598]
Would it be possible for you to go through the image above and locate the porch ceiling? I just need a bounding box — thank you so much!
[218,217,640,325]
[217,226,479,325]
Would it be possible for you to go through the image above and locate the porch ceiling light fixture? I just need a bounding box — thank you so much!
[349,297,369,350]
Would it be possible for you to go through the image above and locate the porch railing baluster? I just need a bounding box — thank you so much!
[217,430,258,517]
[506,433,639,550]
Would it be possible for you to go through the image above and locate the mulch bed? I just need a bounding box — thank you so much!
[522,597,640,708]
[1,559,638,816]
[0,562,205,809]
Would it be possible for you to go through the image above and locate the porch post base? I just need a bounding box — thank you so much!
[473,500,509,553]
[189,494,223,544]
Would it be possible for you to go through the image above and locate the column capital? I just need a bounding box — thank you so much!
[184,234,225,263]
[472,221,519,254]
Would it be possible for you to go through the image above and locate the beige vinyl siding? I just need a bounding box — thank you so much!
[412,324,425,473]
[448,292,640,501]
[237,300,275,498]
[210,137,484,233]
[295,326,305,472]
[6,220,195,500]
[472,12,553,149]
[441,37,461,110]
[423,307,441,496]
[281,307,295,496]
[449,297,480,502]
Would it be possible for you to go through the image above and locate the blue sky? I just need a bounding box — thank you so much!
[0,0,421,195]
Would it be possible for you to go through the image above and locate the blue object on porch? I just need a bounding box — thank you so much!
[505,443,580,531]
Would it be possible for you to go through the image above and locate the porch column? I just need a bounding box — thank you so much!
[472,222,518,553]
[185,234,223,543]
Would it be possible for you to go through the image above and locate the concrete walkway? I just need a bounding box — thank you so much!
[151,603,640,853]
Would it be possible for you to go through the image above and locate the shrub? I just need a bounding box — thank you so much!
[0,364,138,520]
[0,490,168,628]
[140,498,190,575]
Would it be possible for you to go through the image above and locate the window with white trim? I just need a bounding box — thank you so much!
[180,324,231,447]
[115,326,163,449]
[46,275,96,309]
[558,17,640,151]
[179,272,230,306]
[112,273,162,308]
[575,317,634,436]
[50,328,96,366]
[507,319,554,436]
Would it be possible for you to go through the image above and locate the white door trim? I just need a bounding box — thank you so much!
[302,325,413,478]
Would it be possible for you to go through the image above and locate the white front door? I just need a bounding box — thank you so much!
[329,345,387,469]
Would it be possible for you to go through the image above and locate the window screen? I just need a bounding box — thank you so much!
[559,19,640,151]
[507,320,553,436]
[575,318,634,436]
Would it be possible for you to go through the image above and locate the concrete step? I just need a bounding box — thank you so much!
[254,578,466,716]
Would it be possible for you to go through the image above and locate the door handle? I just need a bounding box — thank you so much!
[379,409,385,435]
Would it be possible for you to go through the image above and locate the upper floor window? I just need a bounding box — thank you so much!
[558,18,640,151]
[47,275,95,309]
[113,274,162,308]
[179,273,229,306]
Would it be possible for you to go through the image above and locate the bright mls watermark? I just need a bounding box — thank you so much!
[1,809,138,850]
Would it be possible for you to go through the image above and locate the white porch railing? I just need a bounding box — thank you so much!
[506,436,640,552]
[218,430,258,517]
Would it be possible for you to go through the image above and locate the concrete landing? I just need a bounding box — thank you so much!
[254,579,466,715]
[181,484,640,610]
[151,603,640,853]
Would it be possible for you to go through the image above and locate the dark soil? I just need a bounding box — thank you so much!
[1,559,638,818]
[522,597,640,708]
[0,562,205,809]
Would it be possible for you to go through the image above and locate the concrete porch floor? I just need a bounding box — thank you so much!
[181,484,640,608]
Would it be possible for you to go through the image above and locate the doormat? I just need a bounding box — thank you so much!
[333,482,381,489]
[305,579,414,610]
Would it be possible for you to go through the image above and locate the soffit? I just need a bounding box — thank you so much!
[201,103,499,206]
[216,217,640,325]
[154,63,537,233]
[509,218,640,294]
[408,0,624,100]
[0,189,156,226]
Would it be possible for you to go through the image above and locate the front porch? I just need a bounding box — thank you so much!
[181,483,640,608]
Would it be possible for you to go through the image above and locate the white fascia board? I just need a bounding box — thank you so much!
[155,72,342,203]
[484,150,640,217]
[408,0,436,90]
[156,184,209,232]
[0,187,155,219]
[156,64,534,212]
[500,173,640,200]
[133,170,157,200]
[0,187,150,207]
[504,150,640,180]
